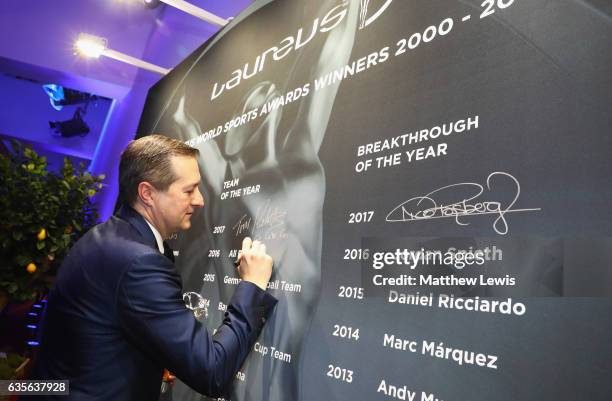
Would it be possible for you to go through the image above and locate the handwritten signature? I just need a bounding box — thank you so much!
[386,172,541,235]
[232,199,287,239]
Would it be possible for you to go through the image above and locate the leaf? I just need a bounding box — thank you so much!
[1,140,103,300]
[15,255,30,266]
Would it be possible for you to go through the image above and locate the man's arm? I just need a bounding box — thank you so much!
[116,252,276,397]
[283,0,359,154]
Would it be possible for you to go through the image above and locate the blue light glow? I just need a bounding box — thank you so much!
[42,84,65,111]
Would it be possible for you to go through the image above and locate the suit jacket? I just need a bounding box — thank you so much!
[27,206,277,400]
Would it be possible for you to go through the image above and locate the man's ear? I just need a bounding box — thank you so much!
[137,181,156,207]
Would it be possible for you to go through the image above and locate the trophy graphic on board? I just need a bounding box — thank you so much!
[182,291,209,321]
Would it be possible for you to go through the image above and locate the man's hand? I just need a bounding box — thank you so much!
[237,237,273,290]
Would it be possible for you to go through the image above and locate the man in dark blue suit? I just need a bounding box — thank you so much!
[28,135,277,400]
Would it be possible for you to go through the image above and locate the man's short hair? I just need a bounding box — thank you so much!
[119,134,199,206]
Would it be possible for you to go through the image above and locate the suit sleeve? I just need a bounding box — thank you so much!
[115,253,277,397]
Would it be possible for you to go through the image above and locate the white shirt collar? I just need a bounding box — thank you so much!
[144,219,164,254]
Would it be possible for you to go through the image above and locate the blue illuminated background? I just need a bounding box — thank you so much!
[0,0,252,220]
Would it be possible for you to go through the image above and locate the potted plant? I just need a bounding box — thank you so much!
[0,140,105,307]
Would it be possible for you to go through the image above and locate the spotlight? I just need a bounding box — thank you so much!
[74,33,170,75]
[58,89,95,106]
[42,84,65,111]
[74,33,107,58]
[144,0,162,9]
[43,85,97,111]
[49,107,90,138]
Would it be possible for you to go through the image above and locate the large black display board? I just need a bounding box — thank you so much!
[136,1,612,400]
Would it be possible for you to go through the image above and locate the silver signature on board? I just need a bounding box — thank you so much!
[386,172,541,235]
[232,199,288,239]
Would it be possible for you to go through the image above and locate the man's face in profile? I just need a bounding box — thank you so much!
[153,155,204,236]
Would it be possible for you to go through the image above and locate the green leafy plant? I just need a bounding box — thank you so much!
[0,140,105,302]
